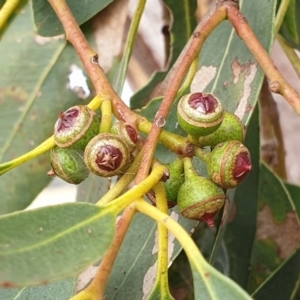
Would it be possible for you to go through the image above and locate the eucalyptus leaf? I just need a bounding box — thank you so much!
[247,163,297,293]
[0,4,94,214]
[252,246,300,300]
[0,203,115,287]
[279,0,300,51]
[224,104,260,288]
[284,181,300,220]
[0,278,76,300]
[31,0,113,37]
[130,0,197,109]
[104,209,196,300]
[191,262,253,300]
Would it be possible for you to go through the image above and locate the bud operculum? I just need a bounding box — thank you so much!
[177,92,224,137]
[111,121,138,152]
[48,146,89,184]
[198,111,245,148]
[84,133,130,177]
[177,158,225,227]
[54,105,100,150]
[207,140,252,189]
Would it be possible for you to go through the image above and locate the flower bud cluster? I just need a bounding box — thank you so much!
[48,105,138,184]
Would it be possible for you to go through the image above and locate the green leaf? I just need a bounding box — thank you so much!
[31,0,113,37]
[223,104,260,288]
[284,182,300,220]
[76,173,110,204]
[190,262,253,300]
[279,0,300,50]
[0,203,115,287]
[247,163,297,293]
[130,0,197,109]
[252,246,300,300]
[0,4,92,214]
[104,210,196,299]
[0,278,76,300]
[257,164,294,222]
[195,0,276,124]
[147,282,175,300]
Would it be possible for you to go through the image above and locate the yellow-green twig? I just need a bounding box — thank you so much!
[146,182,173,299]
[97,152,142,205]
[99,99,112,133]
[274,0,290,34]
[98,164,167,210]
[0,136,55,175]
[0,0,20,30]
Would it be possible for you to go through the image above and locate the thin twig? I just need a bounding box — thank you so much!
[0,0,20,30]
[226,3,300,117]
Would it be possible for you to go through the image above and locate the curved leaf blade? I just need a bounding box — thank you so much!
[31,0,113,37]
[130,0,197,109]
[279,0,300,50]
[0,203,115,287]
[223,104,260,288]
[252,246,300,300]
[191,262,253,300]
[0,4,92,214]
[0,278,76,300]
[193,0,276,124]
[247,163,298,293]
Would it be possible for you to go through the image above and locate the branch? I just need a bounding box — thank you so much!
[135,2,227,183]
[226,3,300,117]
[47,0,137,124]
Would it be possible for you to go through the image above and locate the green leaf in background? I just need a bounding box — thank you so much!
[130,0,197,109]
[31,0,113,37]
[104,210,196,300]
[0,278,76,300]
[190,262,253,300]
[279,0,300,51]
[0,203,115,287]
[247,163,299,293]
[251,246,300,300]
[0,3,93,214]
[76,173,110,204]
[195,0,276,125]
[284,181,300,220]
[224,104,260,289]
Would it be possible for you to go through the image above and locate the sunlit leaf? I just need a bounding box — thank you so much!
[0,203,115,287]
[0,278,76,300]
[31,0,113,37]
[0,4,94,214]
[130,0,197,109]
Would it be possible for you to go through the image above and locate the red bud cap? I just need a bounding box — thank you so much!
[84,133,130,177]
[200,211,218,228]
[233,152,252,181]
[188,93,218,114]
[207,140,252,189]
[57,109,79,132]
[95,145,123,171]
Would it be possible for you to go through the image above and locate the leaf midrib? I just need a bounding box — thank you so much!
[0,41,67,162]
